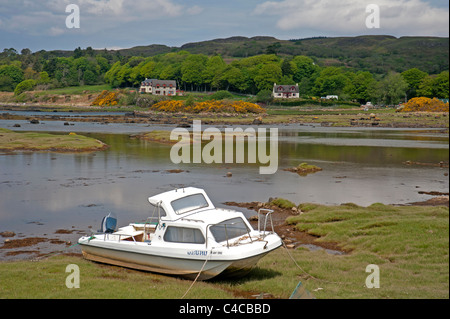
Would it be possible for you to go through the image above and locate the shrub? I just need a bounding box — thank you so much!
[91,90,119,107]
[401,97,449,112]
[150,100,266,114]
[256,90,274,104]
[14,79,36,96]
[209,90,234,100]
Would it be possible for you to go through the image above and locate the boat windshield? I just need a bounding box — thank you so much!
[171,193,209,215]
[210,217,250,243]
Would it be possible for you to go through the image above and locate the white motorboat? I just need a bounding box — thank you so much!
[78,187,282,280]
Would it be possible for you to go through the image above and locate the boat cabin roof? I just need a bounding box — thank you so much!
[148,187,216,221]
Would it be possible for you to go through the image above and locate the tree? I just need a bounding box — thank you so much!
[204,55,226,91]
[266,42,281,55]
[433,71,449,99]
[292,55,319,83]
[416,76,434,98]
[104,61,122,87]
[0,64,25,91]
[348,71,375,102]
[416,71,449,99]
[369,73,408,105]
[220,66,248,92]
[38,71,51,85]
[313,67,349,97]
[253,63,282,91]
[181,54,207,91]
[73,47,83,59]
[401,68,428,99]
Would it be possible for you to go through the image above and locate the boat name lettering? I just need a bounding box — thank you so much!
[187,250,208,256]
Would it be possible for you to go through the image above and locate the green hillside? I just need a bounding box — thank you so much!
[118,35,448,75]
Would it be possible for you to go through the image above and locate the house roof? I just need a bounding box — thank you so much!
[142,78,176,87]
[273,84,299,93]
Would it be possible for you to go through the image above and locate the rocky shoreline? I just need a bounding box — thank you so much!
[1,105,449,128]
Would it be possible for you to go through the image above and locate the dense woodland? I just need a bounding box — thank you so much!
[0,36,448,105]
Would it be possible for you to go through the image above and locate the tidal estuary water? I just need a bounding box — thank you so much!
[0,115,448,259]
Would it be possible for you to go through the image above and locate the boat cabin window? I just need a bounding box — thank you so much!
[171,193,209,215]
[164,226,205,244]
[210,217,250,243]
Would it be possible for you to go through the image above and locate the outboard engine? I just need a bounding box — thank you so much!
[99,212,117,233]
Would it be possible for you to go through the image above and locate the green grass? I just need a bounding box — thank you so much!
[0,255,233,299]
[0,128,107,152]
[0,203,447,299]
[281,203,449,298]
[36,84,112,95]
[270,198,296,209]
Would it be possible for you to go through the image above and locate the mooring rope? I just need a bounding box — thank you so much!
[181,250,212,299]
[282,241,348,285]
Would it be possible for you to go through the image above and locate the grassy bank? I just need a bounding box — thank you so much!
[0,128,107,152]
[0,203,447,299]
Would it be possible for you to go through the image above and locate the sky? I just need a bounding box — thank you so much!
[0,0,449,52]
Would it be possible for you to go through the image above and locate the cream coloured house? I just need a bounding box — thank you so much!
[140,78,177,96]
[272,83,300,99]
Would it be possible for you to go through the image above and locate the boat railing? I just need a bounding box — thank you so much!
[205,221,254,249]
[257,208,274,238]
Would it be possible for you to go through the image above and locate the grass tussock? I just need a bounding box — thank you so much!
[0,128,107,152]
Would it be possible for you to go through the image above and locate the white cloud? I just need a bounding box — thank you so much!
[0,0,190,35]
[49,26,65,36]
[254,0,449,36]
[187,5,204,15]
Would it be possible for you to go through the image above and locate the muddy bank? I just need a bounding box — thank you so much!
[408,196,449,207]
[0,229,84,259]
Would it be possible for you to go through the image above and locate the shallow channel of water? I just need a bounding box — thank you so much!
[0,117,448,259]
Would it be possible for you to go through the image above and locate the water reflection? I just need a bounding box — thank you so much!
[0,125,448,241]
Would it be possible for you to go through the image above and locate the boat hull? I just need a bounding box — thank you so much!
[79,238,281,280]
[80,244,230,280]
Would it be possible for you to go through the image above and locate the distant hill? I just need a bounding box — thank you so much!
[116,35,448,75]
[46,35,448,75]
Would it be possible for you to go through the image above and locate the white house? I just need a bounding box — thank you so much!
[272,83,300,99]
[140,78,177,96]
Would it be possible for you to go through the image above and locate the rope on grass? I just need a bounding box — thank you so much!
[282,241,348,285]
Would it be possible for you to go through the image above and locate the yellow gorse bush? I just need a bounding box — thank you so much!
[150,100,265,114]
[91,90,119,107]
[401,97,449,112]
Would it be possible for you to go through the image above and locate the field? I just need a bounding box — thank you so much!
[0,203,447,299]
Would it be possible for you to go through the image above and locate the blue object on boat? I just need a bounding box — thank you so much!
[100,213,117,233]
